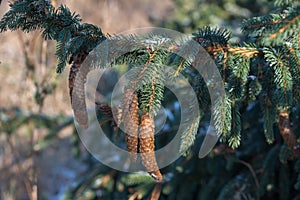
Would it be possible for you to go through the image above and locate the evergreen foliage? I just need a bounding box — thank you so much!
[1,0,300,199]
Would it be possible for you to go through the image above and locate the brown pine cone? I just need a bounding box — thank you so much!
[98,103,113,116]
[69,51,89,128]
[122,88,139,162]
[113,106,122,127]
[97,103,122,131]
[139,111,163,181]
[279,110,300,159]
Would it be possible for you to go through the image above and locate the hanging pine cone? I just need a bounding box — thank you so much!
[139,111,163,181]
[69,50,89,128]
[278,110,300,159]
[98,103,113,116]
[122,88,139,162]
[96,103,122,132]
[111,106,122,128]
[112,106,122,132]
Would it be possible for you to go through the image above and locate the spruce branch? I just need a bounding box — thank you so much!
[261,96,276,144]
[263,47,293,107]
[179,115,200,155]
[138,65,165,116]
[55,29,72,73]
[275,0,296,6]
[288,47,300,103]
[169,39,198,77]
[242,4,300,45]
[2,0,300,179]
[269,6,300,41]
[226,54,251,99]
[213,94,232,141]
[193,26,231,47]
[228,101,241,149]
[228,46,260,58]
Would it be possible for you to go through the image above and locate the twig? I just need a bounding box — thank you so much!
[149,183,162,200]
[6,136,34,200]
[235,159,259,189]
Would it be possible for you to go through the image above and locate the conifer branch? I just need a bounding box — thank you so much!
[2,1,300,187]
[214,94,232,140]
[243,20,282,30]
[130,52,157,88]
[228,47,260,58]
[179,116,200,154]
[262,97,275,144]
[269,12,300,40]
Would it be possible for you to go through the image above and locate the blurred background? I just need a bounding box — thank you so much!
[1,0,295,200]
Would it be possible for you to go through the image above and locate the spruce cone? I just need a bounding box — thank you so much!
[122,88,139,162]
[97,103,121,131]
[98,103,113,116]
[139,111,163,181]
[279,110,300,159]
[112,106,122,132]
[69,51,89,128]
[112,106,122,127]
